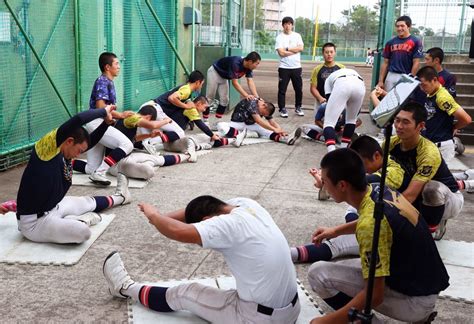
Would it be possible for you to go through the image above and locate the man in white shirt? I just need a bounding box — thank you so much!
[275,16,305,117]
[103,196,300,324]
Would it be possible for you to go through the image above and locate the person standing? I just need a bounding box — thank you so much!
[275,16,305,117]
[377,16,423,91]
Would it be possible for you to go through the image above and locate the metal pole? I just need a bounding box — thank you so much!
[457,0,468,53]
[192,0,196,70]
[441,0,449,50]
[278,0,281,23]
[252,0,257,48]
[74,0,82,113]
[22,0,32,140]
[144,0,190,76]
[4,0,72,117]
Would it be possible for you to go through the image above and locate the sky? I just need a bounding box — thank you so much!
[281,0,472,34]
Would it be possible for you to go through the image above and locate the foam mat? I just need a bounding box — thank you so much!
[128,276,323,323]
[0,212,115,265]
[72,172,150,188]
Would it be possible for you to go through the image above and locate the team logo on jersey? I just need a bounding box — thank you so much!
[442,101,452,111]
[424,102,436,120]
[417,165,433,177]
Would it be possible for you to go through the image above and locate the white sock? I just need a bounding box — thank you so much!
[340,142,349,148]
[111,194,125,206]
[327,145,336,152]
[290,247,299,262]
[121,283,141,301]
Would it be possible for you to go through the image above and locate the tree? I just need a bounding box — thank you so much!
[242,0,265,30]
[295,17,316,47]
[341,5,379,38]
[255,30,274,46]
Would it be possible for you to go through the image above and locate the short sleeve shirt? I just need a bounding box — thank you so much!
[89,75,116,109]
[356,184,449,296]
[114,114,142,142]
[154,84,193,117]
[438,69,457,98]
[383,35,423,74]
[192,198,297,308]
[388,136,458,193]
[230,99,272,125]
[212,56,253,80]
[310,63,345,97]
[275,32,304,69]
[424,86,460,143]
[372,157,410,192]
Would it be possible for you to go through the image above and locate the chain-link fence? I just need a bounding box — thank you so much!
[237,0,472,61]
[0,0,178,170]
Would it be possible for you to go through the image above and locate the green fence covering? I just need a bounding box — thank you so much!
[0,0,177,170]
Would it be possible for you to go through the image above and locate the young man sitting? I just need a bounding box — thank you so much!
[216,98,302,145]
[103,195,300,323]
[308,149,448,324]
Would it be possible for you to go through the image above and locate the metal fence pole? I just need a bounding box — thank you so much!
[458,0,468,53]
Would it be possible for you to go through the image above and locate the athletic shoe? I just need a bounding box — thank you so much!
[318,188,330,200]
[279,108,289,118]
[295,107,304,116]
[186,138,198,163]
[90,171,111,186]
[198,142,213,150]
[232,129,247,147]
[142,140,160,156]
[115,173,131,205]
[432,219,447,240]
[454,137,465,155]
[287,127,302,145]
[65,212,102,226]
[103,251,135,299]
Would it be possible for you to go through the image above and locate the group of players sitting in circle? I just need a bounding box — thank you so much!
[2,43,471,323]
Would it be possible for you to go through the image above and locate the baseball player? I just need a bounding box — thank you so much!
[377,16,423,91]
[308,149,448,324]
[15,106,131,244]
[275,16,304,117]
[103,195,300,323]
[292,135,409,264]
[216,98,302,145]
[83,52,135,186]
[321,68,365,152]
[204,52,261,124]
[309,42,345,116]
[416,66,471,162]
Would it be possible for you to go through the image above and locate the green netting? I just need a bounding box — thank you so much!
[0,0,177,170]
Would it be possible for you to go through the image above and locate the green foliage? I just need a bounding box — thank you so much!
[243,0,265,30]
[341,5,379,38]
[255,30,274,46]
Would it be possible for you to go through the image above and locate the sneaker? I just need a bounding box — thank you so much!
[279,107,289,118]
[90,171,111,186]
[287,127,302,145]
[318,188,330,200]
[295,107,304,116]
[103,251,135,299]
[232,129,247,147]
[454,137,465,155]
[186,138,198,163]
[65,212,102,226]
[432,219,447,240]
[115,173,131,205]
[142,140,160,156]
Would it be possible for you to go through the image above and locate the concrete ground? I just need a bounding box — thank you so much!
[0,62,473,323]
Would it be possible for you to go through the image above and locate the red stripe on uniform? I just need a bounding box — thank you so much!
[215,113,223,118]
[140,285,152,308]
[222,138,228,145]
[106,196,114,208]
[175,154,181,164]
[341,137,351,143]
[274,135,280,142]
[161,133,169,143]
[297,246,308,262]
[325,139,336,146]
[104,156,116,167]
[233,129,239,138]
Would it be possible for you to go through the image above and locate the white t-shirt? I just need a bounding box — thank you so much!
[324,68,362,95]
[275,32,304,69]
[193,197,297,308]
